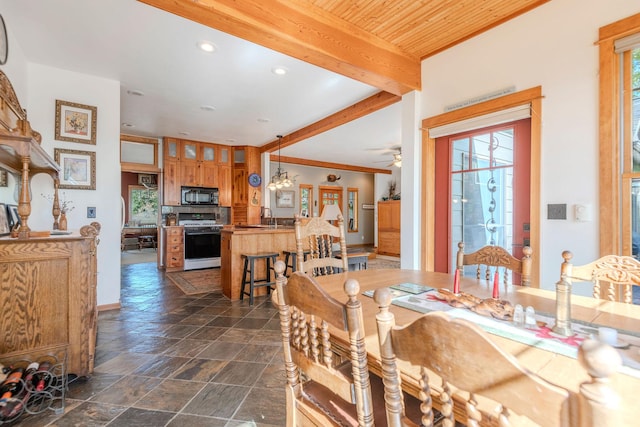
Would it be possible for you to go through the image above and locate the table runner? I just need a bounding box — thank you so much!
[364,284,640,378]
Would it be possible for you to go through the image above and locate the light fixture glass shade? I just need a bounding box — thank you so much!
[269,135,294,191]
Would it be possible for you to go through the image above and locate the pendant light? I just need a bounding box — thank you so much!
[267,135,292,191]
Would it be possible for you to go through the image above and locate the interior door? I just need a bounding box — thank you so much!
[319,186,343,218]
[434,119,531,274]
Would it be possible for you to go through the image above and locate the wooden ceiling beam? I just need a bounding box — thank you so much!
[138,0,420,95]
[271,154,392,175]
[260,91,400,153]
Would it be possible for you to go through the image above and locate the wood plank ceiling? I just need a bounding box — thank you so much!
[139,0,549,153]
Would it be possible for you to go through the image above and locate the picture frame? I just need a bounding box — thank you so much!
[55,99,97,144]
[138,173,156,186]
[276,190,295,208]
[0,203,9,236]
[6,204,19,230]
[0,168,7,187]
[55,148,96,190]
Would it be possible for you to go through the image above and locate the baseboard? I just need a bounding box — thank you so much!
[98,302,121,312]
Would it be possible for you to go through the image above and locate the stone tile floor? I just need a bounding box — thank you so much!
[18,262,285,426]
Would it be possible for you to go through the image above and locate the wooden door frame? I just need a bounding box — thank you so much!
[319,185,344,217]
[421,86,542,287]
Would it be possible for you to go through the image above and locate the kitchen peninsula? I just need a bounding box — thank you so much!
[221,225,296,300]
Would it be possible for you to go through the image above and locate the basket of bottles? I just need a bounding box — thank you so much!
[0,347,67,424]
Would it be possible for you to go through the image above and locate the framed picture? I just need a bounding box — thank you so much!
[138,173,156,186]
[0,203,9,236]
[55,99,97,144]
[0,169,7,187]
[6,204,19,229]
[55,148,96,190]
[276,190,295,208]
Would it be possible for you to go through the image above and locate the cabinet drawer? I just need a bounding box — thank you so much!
[166,256,184,268]
[167,244,183,254]
[167,234,183,245]
[378,231,400,256]
[167,227,183,236]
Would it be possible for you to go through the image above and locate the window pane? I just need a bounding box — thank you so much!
[493,129,514,167]
[129,186,158,225]
[452,137,469,171]
[471,133,491,169]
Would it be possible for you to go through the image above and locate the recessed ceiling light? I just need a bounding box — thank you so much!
[179,131,190,136]
[126,89,144,96]
[197,40,216,53]
[200,105,216,111]
[257,118,270,123]
[271,66,288,76]
[121,123,135,128]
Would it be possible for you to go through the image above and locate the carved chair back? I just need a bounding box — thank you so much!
[295,214,348,276]
[273,261,375,426]
[560,250,640,303]
[373,287,621,427]
[374,286,568,426]
[456,242,533,286]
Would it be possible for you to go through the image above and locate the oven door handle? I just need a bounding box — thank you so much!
[184,231,217,236]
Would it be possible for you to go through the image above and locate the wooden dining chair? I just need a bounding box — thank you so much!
[456,242,533,286]
[295,213,348,276]
[272,260,379,426]
[560,250,640,303]
[373,287,622,427]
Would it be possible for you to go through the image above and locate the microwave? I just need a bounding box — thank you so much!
[181,186,219,206]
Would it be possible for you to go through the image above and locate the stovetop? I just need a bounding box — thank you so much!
[180,220,222,228]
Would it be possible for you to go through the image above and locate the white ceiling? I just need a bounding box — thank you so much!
[0,0,402,170]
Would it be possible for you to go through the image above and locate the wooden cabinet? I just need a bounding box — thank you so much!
[180,140,218,188]
[378,200,400,256]
[162,137,237,206]
[232,146,261,225]
[163,226,184,272]
[0,226,101,377]
[163,138,181,206]
[0,69,101,377]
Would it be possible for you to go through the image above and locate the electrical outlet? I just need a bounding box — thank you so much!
[87,207,96,218]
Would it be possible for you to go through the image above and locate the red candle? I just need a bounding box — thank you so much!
[492,270,499,299]
[453,269,460,294]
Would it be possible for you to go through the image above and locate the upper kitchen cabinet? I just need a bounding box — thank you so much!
[180,140,218,188]
[120,135,160,173]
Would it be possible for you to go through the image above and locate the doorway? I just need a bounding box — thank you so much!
[434,119,531,274]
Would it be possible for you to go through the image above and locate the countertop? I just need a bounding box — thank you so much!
[222,225,294,234]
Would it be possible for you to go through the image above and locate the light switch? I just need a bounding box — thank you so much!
[575,204,592,222]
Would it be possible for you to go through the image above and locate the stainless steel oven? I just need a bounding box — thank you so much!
[180,219,222,270]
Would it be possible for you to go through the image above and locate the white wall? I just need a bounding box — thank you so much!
[0,24,122,307]
[25,64,121,306]
[418,0,639,290]
[267,162,376,246]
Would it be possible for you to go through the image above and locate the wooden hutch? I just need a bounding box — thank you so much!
[0,70,100,377]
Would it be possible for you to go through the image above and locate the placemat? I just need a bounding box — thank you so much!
[365,285,640,378]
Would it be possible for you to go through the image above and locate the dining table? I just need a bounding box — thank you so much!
[313,269,640,425]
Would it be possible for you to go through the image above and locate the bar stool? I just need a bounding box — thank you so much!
[241,252,279,305]
[282,249,311,277]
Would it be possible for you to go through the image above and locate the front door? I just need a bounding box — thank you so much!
[434,119,531,274]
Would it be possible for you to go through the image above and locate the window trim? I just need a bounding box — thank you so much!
[598,12,640,255]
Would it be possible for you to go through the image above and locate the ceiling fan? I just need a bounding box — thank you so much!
[371,145,402,167]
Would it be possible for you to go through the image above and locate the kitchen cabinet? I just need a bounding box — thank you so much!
[378,200,400,256]
[180,140,218,188]
[232,146,261,225]
[163,225,184,272]
[163,137,181,206]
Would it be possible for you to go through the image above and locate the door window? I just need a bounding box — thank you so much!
[435,120,531,274]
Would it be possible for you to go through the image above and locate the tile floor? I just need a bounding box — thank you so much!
[20,261,285,426]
